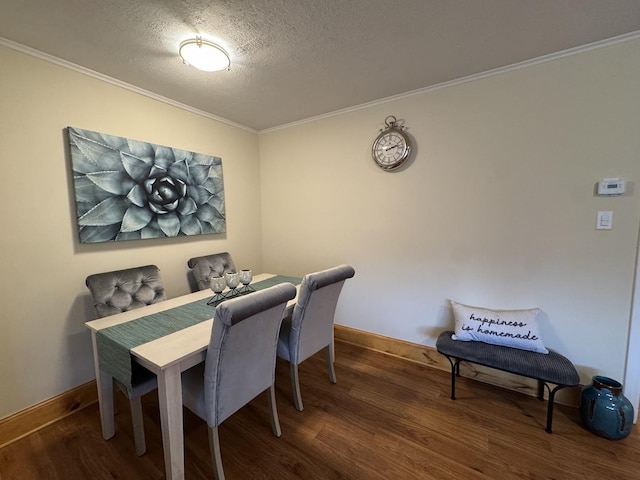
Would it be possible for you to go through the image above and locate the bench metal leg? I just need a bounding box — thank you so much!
[438,350,570,434]
[546,385,567,434]
[537,380,545,400]
[539,382,567,434]
[442,354,461,400]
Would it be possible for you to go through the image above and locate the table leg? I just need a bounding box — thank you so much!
[91,331,114,439]
[157,364,184,480]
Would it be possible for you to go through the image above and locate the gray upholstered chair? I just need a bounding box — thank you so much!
[276,264,355,411]
[187,252,237,291]
[181,282,297,480]
[85,264,166,456]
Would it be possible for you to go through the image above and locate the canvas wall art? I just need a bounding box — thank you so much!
[68,126,226,243]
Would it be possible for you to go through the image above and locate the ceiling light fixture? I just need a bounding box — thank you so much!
[179,36,230,72]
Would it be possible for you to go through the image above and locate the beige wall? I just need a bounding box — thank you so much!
[2,37,640,421]
[0,45,262,418]
[259,39,640,385]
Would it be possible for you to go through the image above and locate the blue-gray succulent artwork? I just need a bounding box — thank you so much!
[68,127,225,243]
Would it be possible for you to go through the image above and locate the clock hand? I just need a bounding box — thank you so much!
[383,143,400,151]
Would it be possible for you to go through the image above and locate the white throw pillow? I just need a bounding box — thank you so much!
[451,300,548,354]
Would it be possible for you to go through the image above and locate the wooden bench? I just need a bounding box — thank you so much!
[436,330,580,433]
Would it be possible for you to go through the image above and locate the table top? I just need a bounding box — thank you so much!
[86,273,300,374]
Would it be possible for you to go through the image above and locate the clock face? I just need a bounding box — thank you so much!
[372,128,410,170]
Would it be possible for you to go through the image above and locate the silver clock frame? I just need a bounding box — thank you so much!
[371,115,411,171]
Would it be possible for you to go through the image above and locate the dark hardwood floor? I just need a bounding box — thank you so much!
[1,341,639,479]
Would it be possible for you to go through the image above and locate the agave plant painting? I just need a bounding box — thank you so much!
[68,127,225,243]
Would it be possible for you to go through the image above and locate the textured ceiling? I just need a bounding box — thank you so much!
[1,0,640,131]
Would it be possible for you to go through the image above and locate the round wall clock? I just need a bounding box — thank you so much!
[372,115,412,171]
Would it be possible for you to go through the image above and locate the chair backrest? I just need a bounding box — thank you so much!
[203,282,297,427]
[85,265,166,318]
[289,265,355,364]
[187,252,237,291]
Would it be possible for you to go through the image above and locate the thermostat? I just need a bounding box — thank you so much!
[597,178,626,196]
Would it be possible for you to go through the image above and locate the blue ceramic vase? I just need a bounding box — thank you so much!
[580,376,634,440]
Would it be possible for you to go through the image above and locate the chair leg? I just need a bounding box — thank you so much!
[325,343,337,384]
[267,384,282,437]
[208,426,225,480]
[290,363,304,411]
[129,396,146,456]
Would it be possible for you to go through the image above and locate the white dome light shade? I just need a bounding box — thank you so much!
[179,37,230,72]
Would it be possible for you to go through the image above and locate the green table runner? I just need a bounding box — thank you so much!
[96,275,301,393]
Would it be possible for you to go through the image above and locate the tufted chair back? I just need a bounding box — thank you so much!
[187,252,237,291]
[86,265,166,318]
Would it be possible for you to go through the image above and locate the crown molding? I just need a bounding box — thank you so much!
[0,36,256,133]
[2,30,639,136]
[260,30,640,134]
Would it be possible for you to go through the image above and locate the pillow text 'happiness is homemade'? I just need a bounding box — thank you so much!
[450,300,549,354]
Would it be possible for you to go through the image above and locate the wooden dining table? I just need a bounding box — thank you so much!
[85,273,301,480]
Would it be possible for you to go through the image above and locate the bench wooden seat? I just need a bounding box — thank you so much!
[436,330,580,433]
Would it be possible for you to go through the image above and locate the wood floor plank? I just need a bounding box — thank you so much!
[1,340,639,479]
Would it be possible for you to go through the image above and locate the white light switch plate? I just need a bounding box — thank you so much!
[596,211,613,230]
